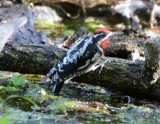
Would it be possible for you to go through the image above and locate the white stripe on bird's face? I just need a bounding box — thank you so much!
[97,32,113,44]
[98,31,124,45]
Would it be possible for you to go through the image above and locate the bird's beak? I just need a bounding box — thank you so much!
[106,31,124,39]
[101,31,124,49]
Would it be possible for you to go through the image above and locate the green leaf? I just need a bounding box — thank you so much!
[9,73,26,87]
[4,87,17,91]
[4,95,38,108]
[0,86,17,91]
[0,117,10,124]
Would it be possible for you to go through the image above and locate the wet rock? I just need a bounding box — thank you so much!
[0,16,27,52]
[0,5,48,45]
[32,6,62,24]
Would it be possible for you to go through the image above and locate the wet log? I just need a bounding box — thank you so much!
[0,37,160,98]
[0,42,64,74]
[0,38,134,74]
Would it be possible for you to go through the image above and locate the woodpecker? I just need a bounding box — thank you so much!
[41,28,122,95]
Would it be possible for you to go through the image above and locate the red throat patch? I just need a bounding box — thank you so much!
[101,38,109,49]
[94,28,110,49]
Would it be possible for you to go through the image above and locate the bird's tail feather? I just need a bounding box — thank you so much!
[38,67,56,84]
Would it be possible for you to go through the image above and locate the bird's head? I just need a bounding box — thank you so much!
[92,28,110,49]
[93,28,123,49]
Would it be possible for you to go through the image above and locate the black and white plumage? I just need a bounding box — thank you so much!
[41,28,121,95]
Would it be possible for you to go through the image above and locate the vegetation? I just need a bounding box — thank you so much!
[0,0,160,123]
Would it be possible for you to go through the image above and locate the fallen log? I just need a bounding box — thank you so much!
[0,38,135,74]
[0,42,64,74]
[0,37,160,98]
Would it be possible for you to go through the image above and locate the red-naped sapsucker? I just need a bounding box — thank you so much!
[41,28,122,95]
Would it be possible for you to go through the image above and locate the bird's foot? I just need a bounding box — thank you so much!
[99,64,104,74]
[38,78,47,84]
[44,80,56,91]
[99,58,113,74]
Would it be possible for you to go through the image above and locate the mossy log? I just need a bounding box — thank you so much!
[0,38,160,98]
[0,42,64,74]
[0,39,134,74]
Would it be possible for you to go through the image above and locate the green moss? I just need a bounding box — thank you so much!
[115,105,160,124]
[8,52,17,59]
[23,74,42,81]
[34,56,45,62]
[34,18,108,39]
[9,73,26,87]
[0,116,10,124]
[48,98,78,113]
[24,84,49,104]
[0,86,17,92]
[34,20,54,29]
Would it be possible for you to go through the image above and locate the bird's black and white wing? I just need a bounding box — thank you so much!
[53,35,102,80]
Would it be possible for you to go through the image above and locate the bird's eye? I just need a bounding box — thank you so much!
[102,33,107,37]
[104,33,107,36]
